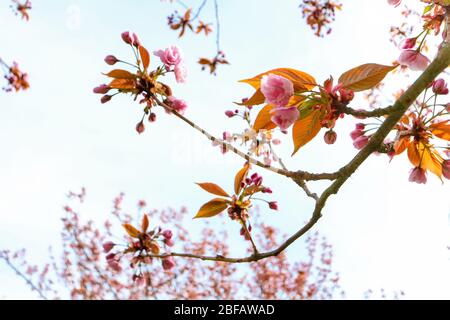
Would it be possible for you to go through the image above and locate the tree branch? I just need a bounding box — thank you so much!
[149,31,450,265]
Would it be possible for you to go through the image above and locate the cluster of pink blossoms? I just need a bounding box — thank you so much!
[103,214,176,279]
[93,32,189,135]
[154,45,187,84]
[261,74,298,130]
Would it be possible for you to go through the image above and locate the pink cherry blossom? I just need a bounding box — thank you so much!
[408,167,427,184]
[261,74,294,107]
[432,79,449,95]
[154,46,183,68]
[398,50,430,71]
[174,63,187,83]
[353,135,369,150]
[387,0,401,7]
[400,37,417,50]
[270,106,299,130]
[168,96,188,114]
[350,128,364,140]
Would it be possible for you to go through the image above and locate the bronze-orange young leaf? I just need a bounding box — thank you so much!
[240,68,316,92]
[122,223,141,238]
[139,46,151,70]
[196,183,230,198]
[234,163,250,195]
[253,104,277,132]
[109,78,136,90]
[394,137,410,155]
[429,120,450,141]
[141,214,149,233]
[194,198,229,219]
[292,109,323,156]
[338,63,396,92]
[104,69,137,79]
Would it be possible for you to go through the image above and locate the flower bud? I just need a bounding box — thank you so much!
[132,33,141,47]
[262,187,273,194]
[225,110,235,118]
[136,121,145,134]
[162,257,175,270]
[93,84,110,94]
[324,130,337,145]
[101,95,112,104]
[104,55,118,65]
[121,31,133,44]
[432,79,449,95]
[102,241,115,253]
[269,201,278,211]
[148,113,157,122]
[162,230,173,240]
[164,238,175,247]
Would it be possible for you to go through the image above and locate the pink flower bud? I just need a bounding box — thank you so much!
[132,33,141,47]
[106,253,116,261]
[148,113,157,122]
[270,106,300,130]
[101,95,112,104]
[261,74,294,107]
[400,37,417,50]
[263,187,273,194]
[350,128,364,140]
[353,135,369,150]
[269,201,278,211]
[162,257,175,270]
[102,241,115,253]
[442,160,450,180]
[162,230,173,240]
[136,121,145,134]
[408,167,427,184]
[104,55,118,65]
[225,110,235,118]
[164,238,175,247]
[324,130,337,145]
[398,50,430,71]
[355,123,366,130]
[432,79,449,95]
[121,31,133,45]
[93,84,110,94]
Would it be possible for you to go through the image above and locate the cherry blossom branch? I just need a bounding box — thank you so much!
[154,97,293,177]
[148,27,450,265]
[0,254,48,300]
[338,104,395,118]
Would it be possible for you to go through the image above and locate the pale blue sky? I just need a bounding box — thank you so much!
[0,0,449,299]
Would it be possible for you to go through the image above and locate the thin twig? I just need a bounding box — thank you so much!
[154,97,293,177]
[0,256,48,300]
